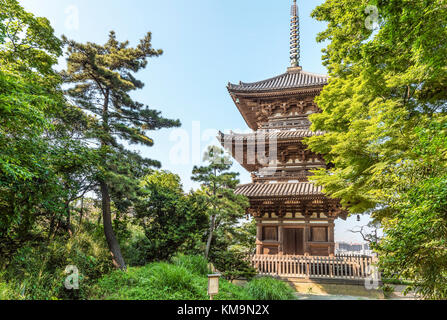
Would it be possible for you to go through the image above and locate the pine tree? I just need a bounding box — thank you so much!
[62,31,180,269]
[191,146,248,259]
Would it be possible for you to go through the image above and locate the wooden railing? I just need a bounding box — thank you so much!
[250,254,379,280]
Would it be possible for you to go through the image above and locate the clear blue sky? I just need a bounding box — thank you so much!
[20,0,372,243]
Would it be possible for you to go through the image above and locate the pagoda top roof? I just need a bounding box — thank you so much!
[227,67,328,94]
[235,182,323,198]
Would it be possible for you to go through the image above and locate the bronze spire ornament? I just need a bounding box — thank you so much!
[290,0,300,67]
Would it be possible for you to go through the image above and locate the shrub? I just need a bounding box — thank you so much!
[245,277,296,300]
[214,279,252,300]
[93,263,207,300]
[130,171,209,265]
[0,276,20,300]
[92,262,253,300]
[210,250,257,281]
[1,224,113,300]
[149,263,204,299]
[121,229,149,267]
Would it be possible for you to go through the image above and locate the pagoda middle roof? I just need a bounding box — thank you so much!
[219,130,325,142]
[227,68,329,94]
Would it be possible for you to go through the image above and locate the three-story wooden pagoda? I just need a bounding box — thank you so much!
[219,0,347,257]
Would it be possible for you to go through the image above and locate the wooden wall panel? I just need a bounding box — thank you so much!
[263,227,278,241]
[311,227,328,242]
[310,245,330,256]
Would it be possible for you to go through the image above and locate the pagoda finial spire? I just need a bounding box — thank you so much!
[290,0,300,68]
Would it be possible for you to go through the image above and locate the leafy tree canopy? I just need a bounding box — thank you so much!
[131,170,208,264]
[375,119,447,299]
[307,0,447,298]
[0,0,67,251]
[0,0,62,76]
[306,0,447,213]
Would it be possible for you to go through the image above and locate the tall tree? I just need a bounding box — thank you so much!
[0,0,66,257]
[47,112,100,236]
[191,146,248,259]
[306,0,447,214]
[62,32,180,269]
[374,118,447,299]
[306,0,447,298]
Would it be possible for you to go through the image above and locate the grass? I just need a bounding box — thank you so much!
[91,262,250,300]
[90,255,296,300]
[0,280,19,300]
[245,277,296,300]
[171,254,209,276]
[92,263,205,300]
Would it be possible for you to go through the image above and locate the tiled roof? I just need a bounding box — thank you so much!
[228,70,328,93]
[235,182,323,198]
[219,130,325,141]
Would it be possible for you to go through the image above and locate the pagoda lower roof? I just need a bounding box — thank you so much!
[227,68,328,94]
[235,182,323,198]
[219,130,325,142]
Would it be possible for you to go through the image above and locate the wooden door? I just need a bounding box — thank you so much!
[283,228,304,255]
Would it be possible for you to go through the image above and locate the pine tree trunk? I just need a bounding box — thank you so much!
[205,214,216,259]
[98,89,126,270]
[205,178,218,260]
[100,181,126,270]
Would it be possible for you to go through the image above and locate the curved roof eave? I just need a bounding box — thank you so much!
[227,69,329,94]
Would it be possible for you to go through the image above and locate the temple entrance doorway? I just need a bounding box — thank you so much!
[284,228,304,255]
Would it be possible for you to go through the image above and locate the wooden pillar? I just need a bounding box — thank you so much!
[328,220,335,256]
[304,221,310,256]
[256,222,263,255]
[278,224,284,255]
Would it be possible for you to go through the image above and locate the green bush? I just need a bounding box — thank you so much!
[91,260,299,301]
[215,279,252,300]
[121,230,149,267]
[210,250,257,281]
[93,263,206,300]
[92,262,253,300]
[130,171,209,265]
[1,224,113,300]
[171,254,210,276]
[245,277,296,300]
[1,244,65,300]
[149,263,205,299]
[0,276,20,300]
